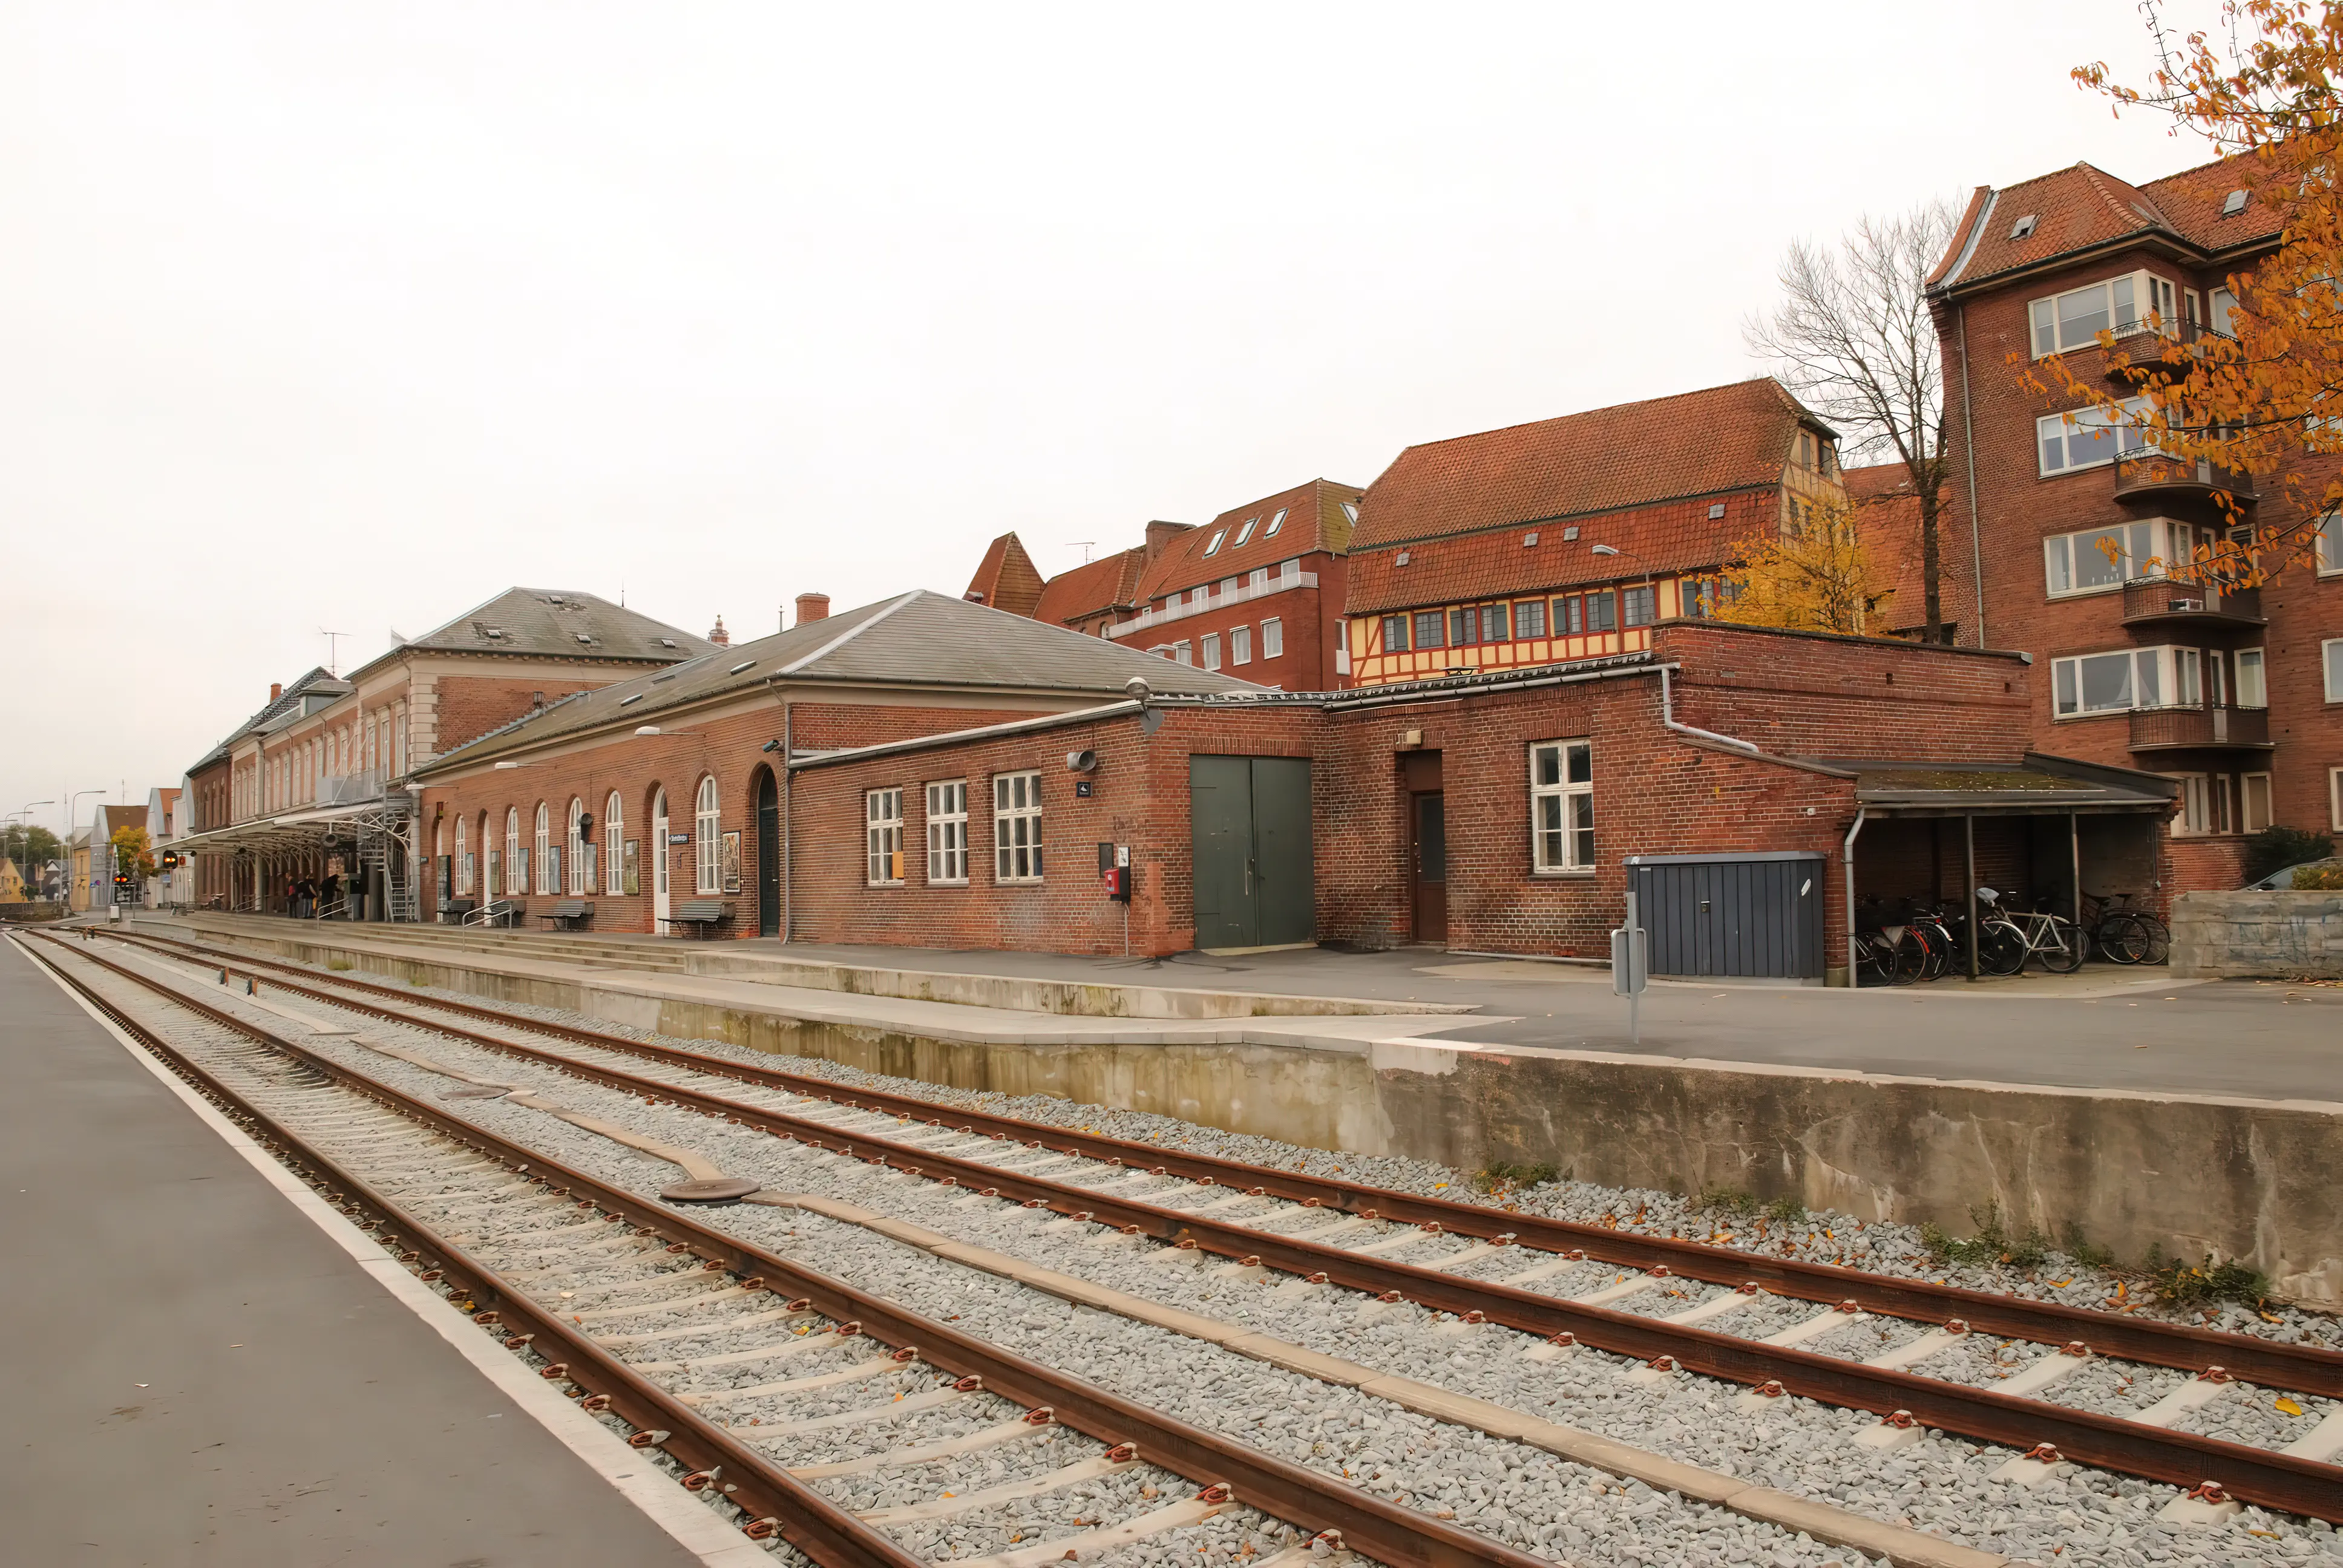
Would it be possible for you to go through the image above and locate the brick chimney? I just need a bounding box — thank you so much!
[270,682,282,702]
[1144,520,1193,560]
[795,592,830,624]
[707,615,730,648]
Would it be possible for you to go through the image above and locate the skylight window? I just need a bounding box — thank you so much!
[2223,188,2249,217]
[729,660,754,675]
[657,638,678,648]
[1233,517,1258,546]
[483,627,505,639]
[574,633,594,645]
[2010,214,2037,240]
[1203,529,1227,557]
[1340,501,1358,524]
[1265,508,1286,535]
[619,693,643,706]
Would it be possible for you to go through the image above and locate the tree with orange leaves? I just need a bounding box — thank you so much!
[2031,0,2343,584]
[1708,498,1891,638]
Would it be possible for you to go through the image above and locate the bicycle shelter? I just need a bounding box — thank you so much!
[1829,754,2178,982]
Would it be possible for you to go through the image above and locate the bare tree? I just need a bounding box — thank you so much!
[1746,201,1957,643]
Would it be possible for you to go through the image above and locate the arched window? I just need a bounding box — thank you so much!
[505,808,521,896]
[695,776,721,894]
[456,817,470,895]
[603,791,623,895]
[534,802,552,893]
[566,798,585,895]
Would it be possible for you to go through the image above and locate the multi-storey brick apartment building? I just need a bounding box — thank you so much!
[1341,380,1848,686]
[179,589,710,918]
[1927,154,2343,887]
[966,480,1364,690]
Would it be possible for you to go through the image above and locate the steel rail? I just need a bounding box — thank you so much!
[82,929,2343,1523]
[19,936,920,1568]
[117,925,2343,1397]
[31,932,1550,1568]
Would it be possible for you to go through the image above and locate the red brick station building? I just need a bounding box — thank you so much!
[180,146,2343,982]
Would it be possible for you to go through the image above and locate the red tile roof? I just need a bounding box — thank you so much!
[1132,480,1362,602]
[1934,153,2285,291]
[963,532,1044,618]
[1032,545,1146,627]
[1342,379,1826,616]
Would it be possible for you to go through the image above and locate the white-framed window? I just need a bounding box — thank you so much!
[2326,638,2343,703]
[1280,558,1301,581]
[1203,529,1227,557]
[605,792,624,894]
[1265,507,1286,536]
[2053,646,2207,716]
[2243,773,2274,834]
[1530,740,1595,873]
[566,798,585,894]
[2028,270,2176,356]
[2317,511,2343,574]
[456,817,470,895]
[1219,577,1239,598]
[2237,648,2267,708]
[2172,773,2212,835]
[1247,566,1269,590]
[2210,286,2240,335]
[695,776,721,893]
[926,780,968,884]
[1622,584,1657,627]
[534,802,552,892]
[867,788,904,884]
[1201,632,1222,670]
[505,808,522,895]
[1262,617,1284,658]
[2037,398,2151,475]
[2044,520,2163,595]
[1230,624,1252,664]
[1173,641,1192,665]
[2332,768,2343,832]
[993,771,1043,883]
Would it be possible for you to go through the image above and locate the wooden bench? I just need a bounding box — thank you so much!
[439,898,477,926]
[540,899,594,931]
[668,899,733,938]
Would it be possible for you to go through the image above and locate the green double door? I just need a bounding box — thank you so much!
[1190,756,1314,951]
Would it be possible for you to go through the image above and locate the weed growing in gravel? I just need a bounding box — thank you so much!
[2060,1222,2115,1270]
[326,959,354,972]
[2144,1245,2272,1307]
[1471,1161,1559,1195]
[1920,1199,2051,1268]
[1696,1184,1761,1218]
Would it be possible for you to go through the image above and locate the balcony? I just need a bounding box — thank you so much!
[320,769,387,806]
[2100,317,2229,381]
[2128,702,2273,752]
[2112,452,2256,511]
[2119,576,2265,629]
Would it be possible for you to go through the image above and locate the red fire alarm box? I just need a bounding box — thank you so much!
[1103,865,1133,903]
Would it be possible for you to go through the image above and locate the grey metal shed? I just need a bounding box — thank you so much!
[1624,851,1827,980]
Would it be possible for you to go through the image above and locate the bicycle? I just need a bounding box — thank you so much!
[2082,892,2169,965]
[1975,887,2085,975]
[1854,897,1930,986]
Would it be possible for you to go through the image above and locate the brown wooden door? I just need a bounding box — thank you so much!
[1409,789,1447,942]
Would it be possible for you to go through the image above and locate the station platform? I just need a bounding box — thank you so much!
[0,936,736,1567]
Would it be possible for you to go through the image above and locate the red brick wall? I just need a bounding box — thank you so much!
[1109,548,1345,692]
[433,677,606,756]
[1935,243,2343,884]
[417,701,1050,935]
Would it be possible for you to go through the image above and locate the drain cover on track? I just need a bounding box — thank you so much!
[660,1177,762,1203]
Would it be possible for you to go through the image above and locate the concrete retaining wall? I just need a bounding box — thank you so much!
[191,922,2343,1307]
[2171,889,2343,978]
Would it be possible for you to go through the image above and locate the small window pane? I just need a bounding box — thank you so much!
[2080,652,2134,711]
[1514,599,1545,639]
[1553,596,1582,635]
[1622,585,1656,627]
[1450,608,1474,646]
[1414,611,1445,648]
[1585,592,1617,632]
[1481,603,1509,641]
[1382,614,1409,652]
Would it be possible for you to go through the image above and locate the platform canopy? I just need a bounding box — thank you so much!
[174,798,411,857]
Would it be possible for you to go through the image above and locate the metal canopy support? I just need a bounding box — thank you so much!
[2071,812,2084,936]
[1964,814,1979,984]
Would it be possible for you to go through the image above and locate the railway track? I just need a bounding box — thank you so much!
[23,932,1557,1568]
[59,925,2343,1549]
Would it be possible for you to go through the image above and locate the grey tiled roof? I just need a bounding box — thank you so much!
[416,590,1263,775]
[386,588,714,665]
[186,666,349,775]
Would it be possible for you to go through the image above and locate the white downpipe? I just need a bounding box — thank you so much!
[1841,808,1867,987]
[1659,664,1760,754]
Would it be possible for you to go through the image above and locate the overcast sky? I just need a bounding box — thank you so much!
[3,2,2224,842]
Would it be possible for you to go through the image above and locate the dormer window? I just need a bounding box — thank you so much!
[2223,188,2249,217]
[2009,214,2037,240]
[1265,508,1286,536]
[1233,517,1258,546]
[1202,529,1227,557]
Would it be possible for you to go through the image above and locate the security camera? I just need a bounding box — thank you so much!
[1066,749,1099,773]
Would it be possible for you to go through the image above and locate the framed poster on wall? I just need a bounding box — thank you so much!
[583,843,598,890]
[622,839,640,897]
[721,831,741,893]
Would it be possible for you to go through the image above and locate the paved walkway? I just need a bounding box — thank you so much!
[0,938,709,1567]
